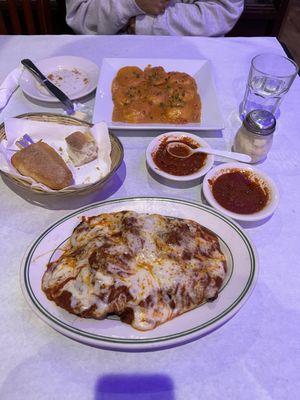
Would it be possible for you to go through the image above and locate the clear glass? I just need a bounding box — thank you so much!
[240,53,298,119]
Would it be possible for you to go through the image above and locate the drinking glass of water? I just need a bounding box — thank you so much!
[240,53,298,119]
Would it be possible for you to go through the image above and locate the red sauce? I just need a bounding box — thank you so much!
[152,137,207,176]
[211,170,269,214]
[169,143,191,157]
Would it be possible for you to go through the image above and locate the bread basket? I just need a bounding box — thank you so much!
[0,113,124,195]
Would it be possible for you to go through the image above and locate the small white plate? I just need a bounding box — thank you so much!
[20,197,258,351]
[93,58,224,130]
[20,56,99,102]
[146,132,214,181]
[203,162,279,221]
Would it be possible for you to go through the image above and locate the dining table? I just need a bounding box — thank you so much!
[0,34,299,400]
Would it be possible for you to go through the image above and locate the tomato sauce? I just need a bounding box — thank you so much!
[152,137,207,176]
[211,170,269,214]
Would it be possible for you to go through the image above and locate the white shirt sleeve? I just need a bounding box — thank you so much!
[135,0,244,36]
[66,0,145,34]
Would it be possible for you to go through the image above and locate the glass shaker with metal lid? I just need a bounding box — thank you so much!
[233,110,276,163]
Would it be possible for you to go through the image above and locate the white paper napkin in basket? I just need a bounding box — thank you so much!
[0,118,112,192]
[0,66,23,111]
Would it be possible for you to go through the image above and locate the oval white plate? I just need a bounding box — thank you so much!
[203,162,279,221]
[20,197,258,351]
[146,132,214,181]
[20,56,99,102]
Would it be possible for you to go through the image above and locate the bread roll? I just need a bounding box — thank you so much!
[11,141,73,190]
[65,131,98,167]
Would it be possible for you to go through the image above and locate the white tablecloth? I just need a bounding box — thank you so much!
[0,35,299,400]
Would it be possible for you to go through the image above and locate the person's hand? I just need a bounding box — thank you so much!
[127,17,136,34]
[135,0,169,16]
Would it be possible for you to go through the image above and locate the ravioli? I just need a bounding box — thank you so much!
[111,66,201,124]
[42,211,226,331]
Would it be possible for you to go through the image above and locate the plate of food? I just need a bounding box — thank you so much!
[20,197,258,351]
[203,162,279,221]
[146,131,214,181]
[19,56,99,102]
[93,58,224,130]
[0,113,123,195]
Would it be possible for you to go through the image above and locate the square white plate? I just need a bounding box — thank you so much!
[93,58,225,131]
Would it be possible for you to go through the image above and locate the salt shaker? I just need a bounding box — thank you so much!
[233,110,276,163]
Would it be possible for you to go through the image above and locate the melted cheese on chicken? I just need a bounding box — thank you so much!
[42,211,226,331]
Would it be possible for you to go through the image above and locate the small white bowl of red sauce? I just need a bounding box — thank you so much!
[146,132,214,181]
[203,162,279,221]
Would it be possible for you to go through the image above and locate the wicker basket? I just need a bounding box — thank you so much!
[0,113,124,195]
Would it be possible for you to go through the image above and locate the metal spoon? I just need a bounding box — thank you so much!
[166,142,252,163]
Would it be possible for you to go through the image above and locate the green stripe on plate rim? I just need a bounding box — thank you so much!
[23,196,256,344]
